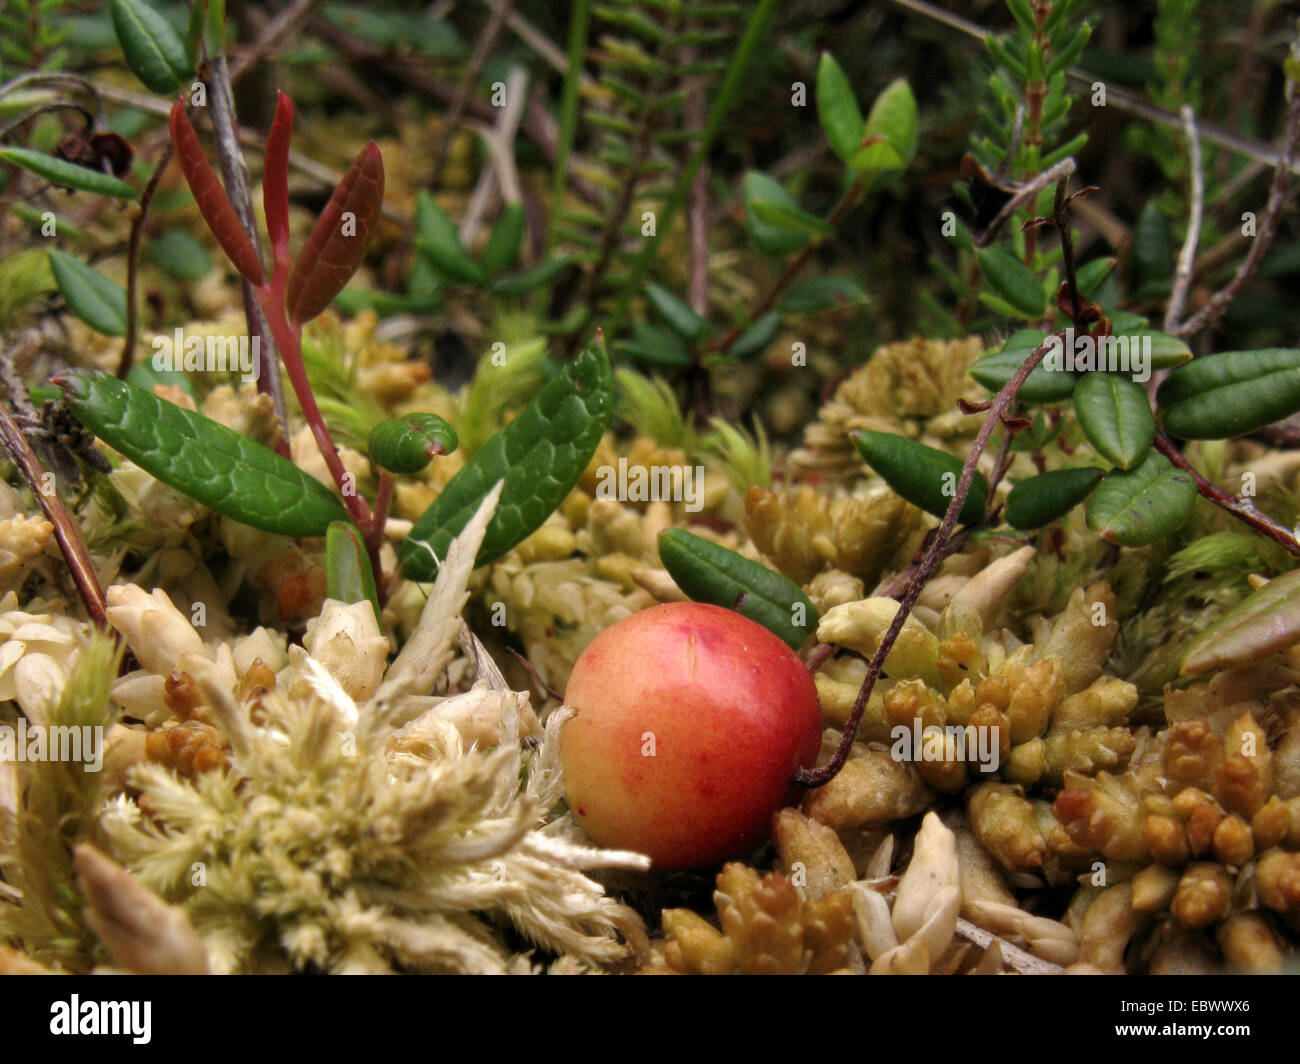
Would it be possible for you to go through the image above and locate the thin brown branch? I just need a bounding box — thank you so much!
[204,55,291,457]
[794,332,1056,788]
[1153,431,1300,556]
[1171,73,1300,340]
[229,0,322,82]
[118,141,173,379]
[1164,105,1204,335]
[0,396,107,628]
[428,0,513,188]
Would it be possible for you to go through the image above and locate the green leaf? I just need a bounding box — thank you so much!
[1117,329,1192,371]
[1133,201,1174,287]
[1004,467,1105,530]
[645,282,711,342]
[1180,570,1300,675]
[1157,348,1300,439]
[110,0,192,95]
[1,147,137,199]
[479,202,525,274]
[48,251,127,337]
[776,275,867,315]
[57,369,349,536]
[1085,451,1196,546]
[1073,372,1155,470]
[742,171,809,256]
[399,334,614,579]
[414,191,486,285]
[612,321,692,371]
[748,197,834,239]
[1073,256,1115,296]
[976,246,1048,319]
[816,52,864,165]
[1048,21,1092,77]
[970,330,1077,404]
[727,311,782,361]
[658,528,817,650]
[144,228,212,279]
[368,413,458,475]
[325,522,382,625]
[852,77,918,173]
[853,430,988,525]
[486,257,571,297]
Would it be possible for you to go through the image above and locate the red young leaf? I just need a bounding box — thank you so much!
[169,100,265,287]
[285,141,384,327]
[264,91,294,270]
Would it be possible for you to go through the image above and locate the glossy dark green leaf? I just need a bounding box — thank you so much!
[776,275,867,315]
[368,413,458,474]
[613,321,693,371]
[57,369,349,536]
[1,148,137,199]
[727,311,782,361]
[1073,256,1115,296]
[742,171,809,256]
[1085,451,1196,546]
[1157,348,1300,439]
[645,282,711,343]
[1004,467,1104,530]
[414,191,486,285]
[486,256,571,296]
[659,528,817,650]
[110,0,192,94]
[48,251,127,336]
[970,330,1077,404]
[748,197,834,238]
[976,246,1048,319]
[480,202,525,274]
[1115,329,1192,372]
[853,430,988,525]
[325,521,382,625]
[1072,372,1154,470]
[1133,201,1173,286]
[399,334,614,579]
[816,52,864,165]
[144,228,213,279]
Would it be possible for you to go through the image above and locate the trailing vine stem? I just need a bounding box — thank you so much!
[792,330,1057,788]
[0,379,107,629]
[1152,431,1300,556]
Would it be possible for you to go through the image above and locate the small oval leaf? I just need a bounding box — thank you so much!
[1,147,137,200]
[48,251,127,336]
[976,246,1048,319]
[1157,348,1300,439]
[645,282,711,343]
[659,528,818,650]
[816,52,865,166]
[479,202,525,274]
[853,430,988,525]
[1084,451,1196,546]
[1072,372,1155,470]
[1004,467,1105,530]
[970,330,1076,404]
[325,521,382,625]
[110,0,193,95]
